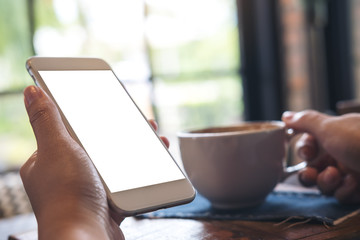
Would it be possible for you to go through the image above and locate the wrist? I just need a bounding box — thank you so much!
[36,199,112,240]
[38,220,110,240]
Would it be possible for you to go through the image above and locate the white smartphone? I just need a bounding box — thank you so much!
[26,57,195,216]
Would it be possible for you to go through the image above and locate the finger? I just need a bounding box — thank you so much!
[317,166,342,195]
[110,209,125,226]
[148,120,169,148]
[160,136,170,149]
[149,119,158,131]
[298,167,318,187]
[295,133,318,161]
[310,153,338,171]
[282,110,329,138]
[335,174,360,204]
[24,86,70,149]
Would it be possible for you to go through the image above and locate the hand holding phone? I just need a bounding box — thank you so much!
[22,85,125,239]
[25,57,195,216]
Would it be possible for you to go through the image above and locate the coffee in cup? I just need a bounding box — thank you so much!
[178,121,302,209]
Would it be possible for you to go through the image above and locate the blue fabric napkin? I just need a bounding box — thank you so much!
[140,191,360,225]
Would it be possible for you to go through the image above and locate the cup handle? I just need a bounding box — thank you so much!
[280,128,307,181]
[281,161,307,181]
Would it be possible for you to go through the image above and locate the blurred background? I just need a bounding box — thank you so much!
[0,0,360,170]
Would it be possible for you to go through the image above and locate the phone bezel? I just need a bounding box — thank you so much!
[26,57,195,216]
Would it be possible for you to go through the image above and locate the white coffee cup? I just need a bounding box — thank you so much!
[178,121,303,209]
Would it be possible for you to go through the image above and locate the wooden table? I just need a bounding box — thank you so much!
[4,176,360,239]
[5,211,360,240]
[121,216,360,240]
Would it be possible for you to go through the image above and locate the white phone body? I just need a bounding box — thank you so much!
[26,57,195,216]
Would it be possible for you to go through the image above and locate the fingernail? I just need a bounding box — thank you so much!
[282,111,295,121]
[24,86,43,107]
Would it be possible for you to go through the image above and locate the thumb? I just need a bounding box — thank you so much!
[282,110,329,137]
[24,85,70,148]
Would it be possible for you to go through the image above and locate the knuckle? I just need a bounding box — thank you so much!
[20,152,37,180]
[29,105,52,126]
[296,110,318,122]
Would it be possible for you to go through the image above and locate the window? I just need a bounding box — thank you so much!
[146,0,242,137]
[352,0,360,98]
[0,0,35,168]
[0,0,242,167]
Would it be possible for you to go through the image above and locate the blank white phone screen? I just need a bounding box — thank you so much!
[38,70,185,193]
